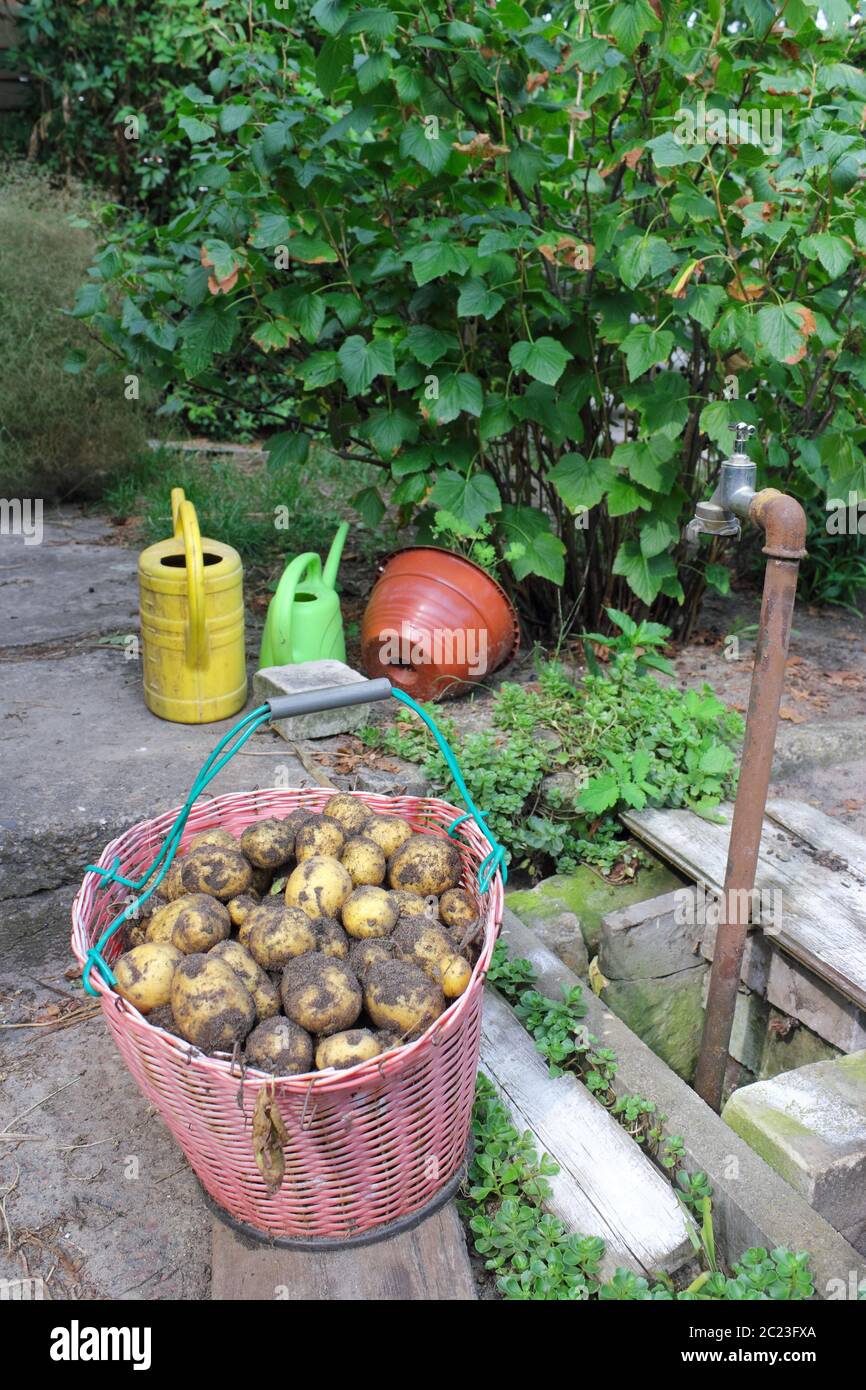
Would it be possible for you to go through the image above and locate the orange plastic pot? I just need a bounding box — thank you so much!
[360,547,519,701]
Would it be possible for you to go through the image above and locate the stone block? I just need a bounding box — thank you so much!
[505,856,684,955]
[253,661,369,741]
[723,1050,866,1233]
[602,966,708,1082]
[600,888,703,981]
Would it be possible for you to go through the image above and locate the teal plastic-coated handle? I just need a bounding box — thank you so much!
[267,678,393,721]
[81,680,506,994]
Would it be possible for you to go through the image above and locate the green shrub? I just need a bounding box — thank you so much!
[10,0,239,215]
[76,0,866,634]
[0,164,149,500]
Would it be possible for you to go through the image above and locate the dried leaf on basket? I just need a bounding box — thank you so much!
[252,1085,288,1194]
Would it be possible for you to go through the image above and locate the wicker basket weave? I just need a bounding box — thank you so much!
[71,787,502,1243]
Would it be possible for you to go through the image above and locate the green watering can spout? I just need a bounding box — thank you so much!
[322,521,349,591]
[258,523,349,670]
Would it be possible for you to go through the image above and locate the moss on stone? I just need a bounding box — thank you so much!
[602,966,708,1082]
[505,854,684,953]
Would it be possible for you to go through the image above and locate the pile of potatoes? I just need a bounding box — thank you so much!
[111,795,482,1076]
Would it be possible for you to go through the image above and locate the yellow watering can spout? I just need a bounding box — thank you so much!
[322,521,349,591]
[170,487,208,670]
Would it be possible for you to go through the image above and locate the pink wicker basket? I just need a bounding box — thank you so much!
[71,787,502,1244]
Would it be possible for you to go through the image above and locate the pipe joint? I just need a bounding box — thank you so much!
[748,489,808,561]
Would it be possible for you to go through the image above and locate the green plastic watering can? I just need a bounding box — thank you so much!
[258,522,349,668]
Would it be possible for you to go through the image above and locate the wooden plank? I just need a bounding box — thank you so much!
[210,1202,477,1301]
[622,802,866,1011]
[480,989,692,1277]
[765,798,866,873]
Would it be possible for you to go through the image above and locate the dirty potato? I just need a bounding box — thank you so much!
[240,816,295,870]
[315,1028,382,1072]
[349,937,397,982]
[188,827,238,853]
[364,959,444,1037]
[388,835,463,897]
[114,943,183,1014]
[280,955,362,1036]
[389,889,427,919]
[341,835,386,886]
[247,901,317,970]
[227,892,260,929]
[322,793,371,836]
[438,887,478,932]
[145,895,195,944]
[181,845,253,901]
[170,953,256,1052]
[314,917,351,960]
[245,1016,313,1076]
[211,939,280,1020]
[294,814,346,862]
[162,856,187,901]
[393,919,473,999]
[364,815,414,858]
[171,894,231,954]
[284,855,353,920]
[341,885,397,939]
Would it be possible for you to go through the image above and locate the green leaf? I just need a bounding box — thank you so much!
[366,409,419,460]
[357,53,390,93]
[756,304,809,364]
[617,235,678,289]
[400,119,451,174]
[607,476,649,516]
[405,324,458,367]
[549,453,615,510]
[704,562,731,595]
[621,325,674,381]
[179,115,215,143]
[509,337,573,386]
[498,506,565,584]
[646,132,707,167]
[311,0,350,36]
[608,0,661,56]
[338,335,395,394]
[285,234,338,264]
[640,512,680,558]
[578,773,622,814]
[429,372,483,423]
[408,241,469,286]
[457,279,505,320]
[352,485,386,525]
[249,211,293,248]
[429,470,502,529]
[71,282,107,318]
[700,398,758,450]
[178,301,240,375]
[298,351,340,388]
[265,431,310,468]
[612,541,678,605]
[342,7,398,42]
[316,36,351,97]
[799,232,854,278]
[219,104,253,134]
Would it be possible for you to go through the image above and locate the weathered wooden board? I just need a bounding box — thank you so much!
[211,1201,477,1301]
[622,801,866,1012]
[480,989,693,1277]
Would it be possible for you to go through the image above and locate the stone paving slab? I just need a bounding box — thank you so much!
[0,648,309,902]
[723,1051,866,1240]
[0,511,140,650]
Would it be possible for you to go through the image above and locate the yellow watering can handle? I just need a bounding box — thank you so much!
[171,488,207,669]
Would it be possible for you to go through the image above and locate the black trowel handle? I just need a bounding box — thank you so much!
[266,678,393,722]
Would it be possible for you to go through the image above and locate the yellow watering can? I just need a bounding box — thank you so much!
[138,488,247,724]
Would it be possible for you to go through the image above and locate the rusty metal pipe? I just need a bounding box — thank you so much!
[694,489,807,1112]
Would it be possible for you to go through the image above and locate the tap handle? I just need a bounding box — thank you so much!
[728,421,757,454]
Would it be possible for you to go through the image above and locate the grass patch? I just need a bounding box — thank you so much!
[0,161,150,499]
[103,444,378,568]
